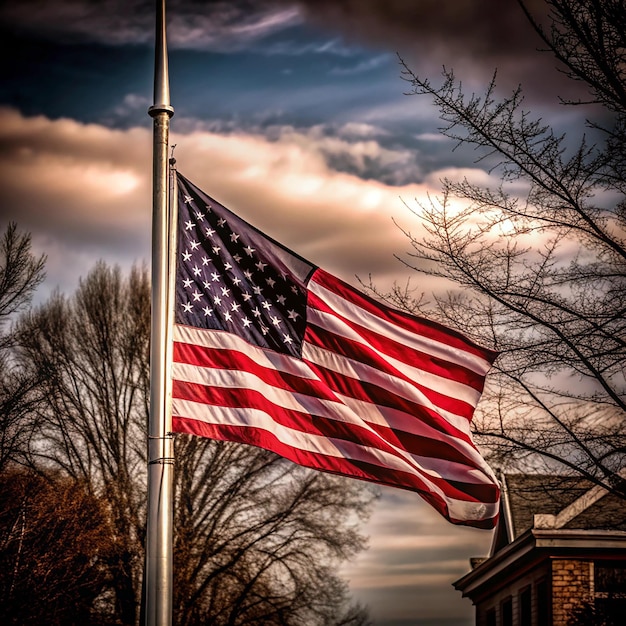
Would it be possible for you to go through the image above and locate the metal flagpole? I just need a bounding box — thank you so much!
[146,0,174,624]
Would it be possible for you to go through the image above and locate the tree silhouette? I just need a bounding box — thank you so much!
[15,262,373,625]
[387,0,626,496]
[0,469,116,625]
[0,223,45,473]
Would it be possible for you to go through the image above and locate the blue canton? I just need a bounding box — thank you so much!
[175,174,311,358]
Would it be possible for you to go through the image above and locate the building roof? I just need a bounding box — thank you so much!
[491,472,626,556]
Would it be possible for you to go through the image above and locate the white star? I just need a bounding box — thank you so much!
[212,246,221,255]
[182,251,192,262]
[288,309,300,321]
[291,285,299,294]
[232,276,242,286]
[242,317,251,328]
[283,334,293,344]
[244,245,255,256]
[262,301,272,310]
[224,262,232,271]
[255,261,267,272]
[277,294,286,305]
[184,195,193,204]
[203,306,213,317]
[230,232,240,242]
[201,256,211,266]
[211,272,220,282]
[213,295,222,305]
[192,265,202,276]
[266,277,276,288]
[252,307,261,317]
[217,218,226,227]
[203,280,211,290]
[183,278,193,288]
[190,240,200,251]
[242,292,252,301]
[271,315,281,326]
[221,286,231,297]
[224,311,232,321]
[252,285,263,295]
[243,270,253,280]
[183,302,193,313]
[195,211,205,221]
[260,324,269,335]
[233,254,242,263]
[205,227,215,237]
[231,302,241,312]
[192,290,203,302]
[185,220,194,231]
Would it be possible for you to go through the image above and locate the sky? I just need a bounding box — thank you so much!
[0,1,595,624]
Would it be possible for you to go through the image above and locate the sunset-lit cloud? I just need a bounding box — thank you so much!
[0,108,447,302]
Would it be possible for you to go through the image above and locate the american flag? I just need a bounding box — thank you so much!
[171,172,500,528]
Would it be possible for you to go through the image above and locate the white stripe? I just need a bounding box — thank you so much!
[302,341,471,423]
[174,324,316,379]
[175,325,487,480]
[173,361,465,482]
[173,397,420,477]
[172,397,498,521]
[177,322,471,423]
[336,389,471,438]
[307,307,482,406]
[335,393,497,482]
[173,361,374,435]
[309,278,493,376]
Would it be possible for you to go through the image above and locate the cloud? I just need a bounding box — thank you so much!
[0,107,449,302]
[0,0,301,49]
[342,486,493,623]
[0,0,587,104]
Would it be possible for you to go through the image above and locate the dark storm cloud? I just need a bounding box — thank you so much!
[0,0,581,102]
[0,0,298,48]
[292,0,585,101]
[294,0,547,63]
[1,0,545,59]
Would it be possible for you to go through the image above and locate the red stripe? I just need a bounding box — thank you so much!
[173,376,489,483]
[307,289,487,392]
[176,337,475,445]
[301,354,475,444]
[174,341,338,402]
[303,323,476,419]
[310,268,499,363]
[172,379,418,465]
[172,416,499,529]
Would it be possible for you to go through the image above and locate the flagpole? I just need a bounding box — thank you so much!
[146,0,174,624]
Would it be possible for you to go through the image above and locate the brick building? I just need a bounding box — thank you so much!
[453,473,626,625]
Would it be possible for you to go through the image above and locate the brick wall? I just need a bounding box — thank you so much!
[551,559,591,626]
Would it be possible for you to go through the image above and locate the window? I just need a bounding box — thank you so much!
[501,597,513,626]
[485,607,496,626]
[596,562,626,595]
[594,562,626,626]
[519,585,532,626]
[536,578,550,624]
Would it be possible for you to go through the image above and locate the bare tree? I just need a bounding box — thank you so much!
[16,262,374,625]
[173,436,371,626]
[0,469,116,626]
[17,262,150,624]
[0,222,45,472]
[388,0,626,496]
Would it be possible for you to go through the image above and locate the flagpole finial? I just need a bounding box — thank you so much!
[149,0,174,118]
